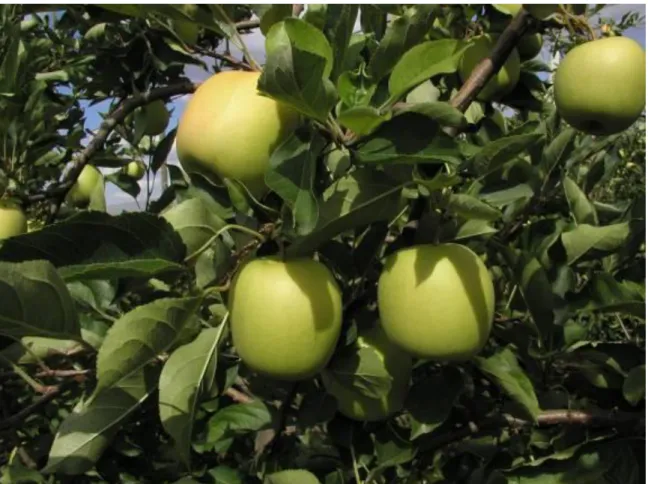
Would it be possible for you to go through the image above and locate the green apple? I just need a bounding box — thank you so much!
[177,71,300,198]
[0,201,27,239]
[323,326,412,422]
[66,164,102,208]
[554,36,646,135]
[174,19,199,45]
[524,4,560,20]
[459,34,521,101]
[138,100,169,136]
[229,257,342,381]
[123,160,146,180]
[377,243,495,361]
[518,33,543,60]
[493,4,522,16]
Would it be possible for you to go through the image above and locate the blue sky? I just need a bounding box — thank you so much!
[91,4,646,212]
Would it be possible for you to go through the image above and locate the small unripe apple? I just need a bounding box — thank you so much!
[0,202,27,239]
[377,243,495,361]
[518,33,543,60]
[138,100,169,136]
[554,36,646,135]
[66,165,102,208]
[459,34,521,101]
[524,4,560,20]
[323,326,412,422]
[229,257,342,381]
[174,19,199,45]
[123,160,146,180]
[177,71,301,197]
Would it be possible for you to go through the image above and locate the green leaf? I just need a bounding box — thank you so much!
[372,427,416,473]
[296,389,338,429]
[0,211,186,270]
[472,134,544,174]
[566,272,645,318]
[479,184,534,208]
[406,366,464,439]
[354,113,463,165]
[337,62,376,108]
[264,470,320,484]
[208,467,244,484]
[338,105,391,137]
[287,168,406,256]
[43,367,159,475]
[265,129,325,236]
[388,39,466,103]
[93,297,202,397]
[0,337,81,366]
[452,219,499,241]
[159,327,222,468]
[474,347,541,421]
[207,400,274,445]
[258,4,292,35]
[321,5,359,80]
[0,260,79,340]
[539,127,576,178]
[623,365,645,406]
[59,260,184,283]
[152,128,177,173]
[447,194,502,221]
[259,18,337,123]
[161,197,228,257]
[560,222,630,265]
[368,5,436,82]
[0,26,23,94]
[397,101,467,128]
[563,176,598,226]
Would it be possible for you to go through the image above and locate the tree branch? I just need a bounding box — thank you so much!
[0,382,74,431]
[450,9,533,113]
[43,81,198,223]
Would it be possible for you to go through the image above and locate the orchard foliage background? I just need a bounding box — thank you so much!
[0,4,645,483]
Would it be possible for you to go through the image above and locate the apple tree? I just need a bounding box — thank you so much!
[0,4,645,483]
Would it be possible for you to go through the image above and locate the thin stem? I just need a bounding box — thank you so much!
[0,355,44,393]
[214,5,261,71]
[184,224,267,264]
[350,441,363,484]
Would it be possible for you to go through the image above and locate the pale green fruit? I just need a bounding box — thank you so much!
[493,4,522,15]
[174,19,199,45]
[123,160,146,180]
[177,71,300,198]
[323,326,412,422]
[66,165,102,208]
[229,257,343,381]
[377,244,495,361]
[459,35,521,101]
[554,36,646,135]
[139,100,169,136]
[524,4,560,20]
[0,202,27,239]
[518,33,543,60]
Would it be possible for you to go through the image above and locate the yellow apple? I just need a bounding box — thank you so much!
[322,326,412,422]
[377,243,495,361]
[229,257,342,381]
[459,34,521,101]
[0,202,27,239]
[123,160,146,180]
[138,100,169,136]
[518,33,543,60]
[176,71,301,197]
[554,36,646,135]
[66,164,102,208]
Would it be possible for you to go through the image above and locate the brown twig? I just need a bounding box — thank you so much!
[450,9,532,113]
[0,382,73,431]
[43,81,199,223]
[225,387,254,404]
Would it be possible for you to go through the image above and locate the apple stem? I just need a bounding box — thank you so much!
[184,223,267,264]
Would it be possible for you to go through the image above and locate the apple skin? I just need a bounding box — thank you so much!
[377,243,495,361]
[140,100,169,136]
[228,257,343,381]
[518,33,543,60]
[524,4,560,20]
[554,36,646,135]
[123,160,146,180]
[176,71,301,197]
[0,202,27,239]
[459,35,521,102]
[323,326,412,422]
[66,165,102,208]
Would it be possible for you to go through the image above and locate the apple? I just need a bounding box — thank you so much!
[554,36,646,135]
[66,165,102,208]
[524,4,560,20]
[137,100,169,136]
[0,202,27,239]
[518,33,543,60]
[377,243,495,361]
[229,257,342,381]
[493,4,522,16]
[174,19,199,45]
[322,326,412,422]
[123,160,146,180]
[459,34,521,102]
[176,71,300,197]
